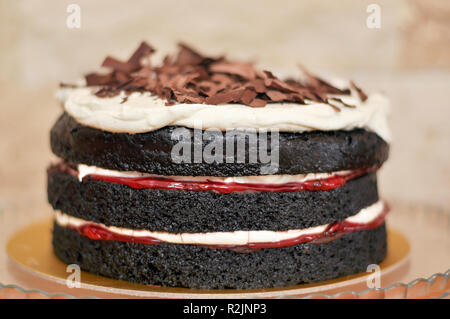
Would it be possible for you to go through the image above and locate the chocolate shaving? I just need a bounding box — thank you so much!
[247,79,267,93]
[298,65,351,96]
[350,80,368,102]
[120,96,129,104]
[59,82,78,88]
[210,62,256,80]
[329,97,356,109]
[248,98,267,107]
[127,42,154,69]
[83,41,367,111]
[102,57,135,73]
[176,43,205,66]
[240,89,258,105]
[326,101,342,112]
[205,88,246,105]
[266,90,287,102]
[85,73,114,86]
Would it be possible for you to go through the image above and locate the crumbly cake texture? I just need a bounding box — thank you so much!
[48,169,378,233]
[53,222,387,289]
[50,113,389,176]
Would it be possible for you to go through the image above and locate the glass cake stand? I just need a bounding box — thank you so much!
[0,199,449,299]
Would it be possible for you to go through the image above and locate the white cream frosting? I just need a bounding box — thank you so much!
[54,201,385,246]
[77,163,352,184]
[62,86,391,142]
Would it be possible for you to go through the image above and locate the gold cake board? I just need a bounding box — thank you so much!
[6,218,410,298]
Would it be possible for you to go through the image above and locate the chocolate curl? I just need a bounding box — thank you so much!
[205,88,246,105]
[246,79,267,93]
[329,97,356,109]
[210,62,257,80]
[102,56,135,73]
[83,41,360,109]
[298,64,350,95]
[240,89,258,105]
[127,41,155,69]
[266,90,287,102]
[247,98,267,107]
[350,80,368,102]
[85,72,114,86]
[176,43,205,66]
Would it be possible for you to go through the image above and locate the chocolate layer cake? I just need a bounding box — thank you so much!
[48,42,390,289]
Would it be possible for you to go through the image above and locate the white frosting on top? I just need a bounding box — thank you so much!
[77,163,352,184]
[54,201,385,245]
[62,86,391,142]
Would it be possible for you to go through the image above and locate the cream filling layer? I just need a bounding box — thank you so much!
[77,163,352,184]
[63,87,391,142]
[54,201,384,246]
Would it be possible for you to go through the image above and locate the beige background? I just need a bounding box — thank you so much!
[0,0,449,217]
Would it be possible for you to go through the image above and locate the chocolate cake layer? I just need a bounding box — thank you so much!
[47,168,378,232]
[52,222,387,289]
[50,113,389,176]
